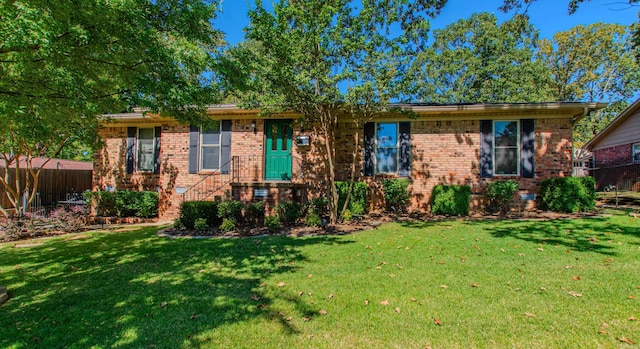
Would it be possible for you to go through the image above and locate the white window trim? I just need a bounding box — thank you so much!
[375,122,400,175]
[200,125,222,172]
[136,127,156,173]
[492,120,520,176]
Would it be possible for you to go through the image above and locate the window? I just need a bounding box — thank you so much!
[633,143,640,162]
[376,123,398,174]
[200,122,221,171]
[137,128,156,172]
[493,121,519,176]
[480,119,534,178]
[363,122,411,177]
[127,126,161,174]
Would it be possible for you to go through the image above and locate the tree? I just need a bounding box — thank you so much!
[405,13,553,103]
[222,0,445,223]
[538,23,640,145]
[499,0,639,14]
[0,0,222,216]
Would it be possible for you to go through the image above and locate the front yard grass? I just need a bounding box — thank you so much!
[1,211,639,348]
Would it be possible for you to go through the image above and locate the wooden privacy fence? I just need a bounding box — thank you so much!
[0,168,92,213]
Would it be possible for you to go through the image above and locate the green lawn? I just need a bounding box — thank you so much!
[1,212,639,348]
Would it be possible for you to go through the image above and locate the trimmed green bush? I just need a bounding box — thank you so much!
[305,212,322,227]
[85,190,158,218]
[485,180,518,214]
[342,209,353,222]
[430,184,470,216]
[245,201,266,226]
[336,181,368,215]
[179,201,220,230]
[219,218,236,232]
[382,179,410,212]
[194,218,209,232]
[264,215,280,232]
[540,176,596,213]
[275,201,304,226]
[308,197,329,216]
[217,200,244,221]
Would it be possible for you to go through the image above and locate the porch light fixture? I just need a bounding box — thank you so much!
[251,120,256,133]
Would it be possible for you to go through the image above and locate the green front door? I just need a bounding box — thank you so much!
[265,120,293,180]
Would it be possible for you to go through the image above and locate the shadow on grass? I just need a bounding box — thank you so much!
[0,228,352,348]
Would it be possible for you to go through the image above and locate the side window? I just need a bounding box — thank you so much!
[201,122,221,171]
[137,128,155,172]
[493,121,519,176]
[633,143,640,162]
[376,123,398,174]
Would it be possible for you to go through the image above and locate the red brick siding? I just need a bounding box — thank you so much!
[593,144,632,167]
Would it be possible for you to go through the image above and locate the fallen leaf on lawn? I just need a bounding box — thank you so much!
[389,274,396,278]
[628,295,635,299]
[327,293,334,299]
[471,283,479,288]
[286,317,293,321]
[298,291,304,296]
[307,292,313,297]
[302,317,310,322]
[366,245,371,249]
[440,285,448,289]
[572,276,581,281]
[410,297,417,302]
[500,248,505,252]
[619,337,635,345]
[434,318,443,326]
[380,300,390,306]
[437,261,445,265]
[568,291,583,297]
[405,246,410,250]
[540,287,547,291]
[364,299,369,305]
[258,304,268,309]
[199,269,205,273]
[588,237,599,242]
[250,294,262,301]
[564,265,573,269]
[278,312,285,317]
[395,307,401,313]
[524,313,536,317]
[519,253,525,257]
[307,334,313,340]
[319,309,327,315]
[190,313,196,320]
[307,274,313,278]
[537,248,544,251]
[628,316,637,321]
[277,282,286,287]
[160,302,168,308]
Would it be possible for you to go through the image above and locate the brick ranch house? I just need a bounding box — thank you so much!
[93,102,604,219]
[585,97,640,190]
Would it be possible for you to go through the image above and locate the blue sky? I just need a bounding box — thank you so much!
[214,0,639,45]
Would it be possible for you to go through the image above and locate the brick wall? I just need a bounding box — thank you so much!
[95,115,575,219]
[593,144,632,167]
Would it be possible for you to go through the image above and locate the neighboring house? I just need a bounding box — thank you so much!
[0,157,93,212]
[572,148,592,177]
[94,102,603,219]
[585,97,640,190]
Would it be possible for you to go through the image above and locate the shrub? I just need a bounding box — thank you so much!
[485,180,518,214]
[382,179,410,212]
[336,181,368,215]
[173,219,184,229]
[264,215,280,232]
[245,201,266,226]
[308,197,328,216]
[179,201,220,230]
[540,176,596,213]
[217,200,244,221]
[84,190,158,217]
[305,212,322,227]
[194,218,209,232]
[342,209,353,222]
[275,201,304,226]
[430,184,470,216]
[219,218,236,232]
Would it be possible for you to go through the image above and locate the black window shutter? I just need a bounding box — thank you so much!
[153,126,161,174]
[363,122,375,176]
[126,127,136,174]
[188,126,200,174]
[520,119,535,178]
[398,122,411,177]
[480,120,493,178]
[220,120,232,174]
